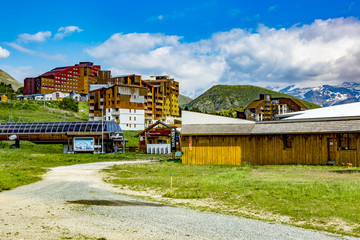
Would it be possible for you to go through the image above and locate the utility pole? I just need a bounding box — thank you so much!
[43,86,45,107]
[101,105,104,154]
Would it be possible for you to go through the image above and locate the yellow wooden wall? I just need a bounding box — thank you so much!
[182,134,360,166]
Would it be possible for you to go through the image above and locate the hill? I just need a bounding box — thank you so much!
[0,69,23,90]
[178,94,193,107]
[185,85,320,113]
[0,101,88,123]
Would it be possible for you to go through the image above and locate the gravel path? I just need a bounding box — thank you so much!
[0,160,357,240]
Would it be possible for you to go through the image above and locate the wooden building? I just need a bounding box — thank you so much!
[135,121,181,154]
[181,111,360,166]
[242,94,308,121]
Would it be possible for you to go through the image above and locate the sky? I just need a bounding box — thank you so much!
[1,0,360,97]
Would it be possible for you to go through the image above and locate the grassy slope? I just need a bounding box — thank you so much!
[0,69,23,90]
[186,85,321,112]
[104,162,360,237]
[0,101,87,122]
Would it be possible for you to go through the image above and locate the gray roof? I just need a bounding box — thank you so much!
[182,118,360,135]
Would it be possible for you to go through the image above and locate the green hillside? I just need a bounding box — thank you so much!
[0,101,87,123]
[178,94,193,107]
[0,69,23,90]
[186,85,321,113]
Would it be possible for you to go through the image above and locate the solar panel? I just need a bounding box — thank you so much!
[0,121,123,135]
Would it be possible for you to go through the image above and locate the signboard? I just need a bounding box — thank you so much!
[189,136,192,152]
[73,137,94,152]
[170,128,177,153]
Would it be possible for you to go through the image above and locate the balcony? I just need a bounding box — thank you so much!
[111,111,120,116]
[89,113,94,117]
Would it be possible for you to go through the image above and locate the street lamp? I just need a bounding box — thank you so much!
[101,105,104,154]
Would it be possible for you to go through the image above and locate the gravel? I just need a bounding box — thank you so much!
[0,160,357,240]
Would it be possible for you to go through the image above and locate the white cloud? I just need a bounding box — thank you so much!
[18,31,51,42]
[86,17,360,97]
[54,26,83,40]
[6,42,66,61]
[0,46,10,58]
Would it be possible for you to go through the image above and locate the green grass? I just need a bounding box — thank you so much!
[104,162,360,237]
[0,140,167,192]
[0,101,86,122]
[123,130,141,147]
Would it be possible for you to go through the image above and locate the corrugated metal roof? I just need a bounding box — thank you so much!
[182,111,254,125]
[279,102,360,120]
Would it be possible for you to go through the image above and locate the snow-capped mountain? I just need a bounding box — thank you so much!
[279,82,360,107]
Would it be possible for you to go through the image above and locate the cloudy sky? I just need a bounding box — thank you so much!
[1,0,360,97]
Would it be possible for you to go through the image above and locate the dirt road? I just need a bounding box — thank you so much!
[0,161,357,240]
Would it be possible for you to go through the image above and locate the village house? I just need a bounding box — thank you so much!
[240,94,308,121]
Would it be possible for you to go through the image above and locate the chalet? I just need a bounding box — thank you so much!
[181,110,360,167]
[242,94,308,121]
[135,121,181,154]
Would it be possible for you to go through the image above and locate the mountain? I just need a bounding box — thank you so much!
[178,94,193,107]
[0,69,23,90]
[279,82,360,107]
[185,85,320,113]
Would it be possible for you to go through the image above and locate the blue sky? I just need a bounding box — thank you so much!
[1,0,360,97]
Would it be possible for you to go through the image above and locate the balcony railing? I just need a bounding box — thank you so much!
[111,111,120,116]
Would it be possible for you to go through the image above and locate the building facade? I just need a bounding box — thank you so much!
[94,74,180,127]
[89,84,147,131]
[181,111,360,167]
[243,94,308,121]
[23,62,100,95]
[143,76,180,126]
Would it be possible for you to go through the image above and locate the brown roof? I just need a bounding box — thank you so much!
[245,100,263,109]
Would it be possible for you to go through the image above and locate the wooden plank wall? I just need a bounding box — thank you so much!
[182,134,360,166]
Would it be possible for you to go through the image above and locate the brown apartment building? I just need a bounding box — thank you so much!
[94,74,180,127]
[23,62,100,95]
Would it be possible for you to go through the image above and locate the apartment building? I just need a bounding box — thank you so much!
[88,84,147,131]
[142,76,180,126]
[23,62,100,95]
[243,94,308,121]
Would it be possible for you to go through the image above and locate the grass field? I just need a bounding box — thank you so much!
[103,162,360,237]
[0,140,167,192]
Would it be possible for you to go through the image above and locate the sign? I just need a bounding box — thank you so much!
[189,136,192,152]
[73,137,95,152]
[170,127,177,153]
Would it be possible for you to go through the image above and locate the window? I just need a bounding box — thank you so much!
[283,134,292,149]
[134,117,136,121]
[129,116,131,121]
[339,133,356,150]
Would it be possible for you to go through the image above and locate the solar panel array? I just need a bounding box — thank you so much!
[0,121,122,134]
